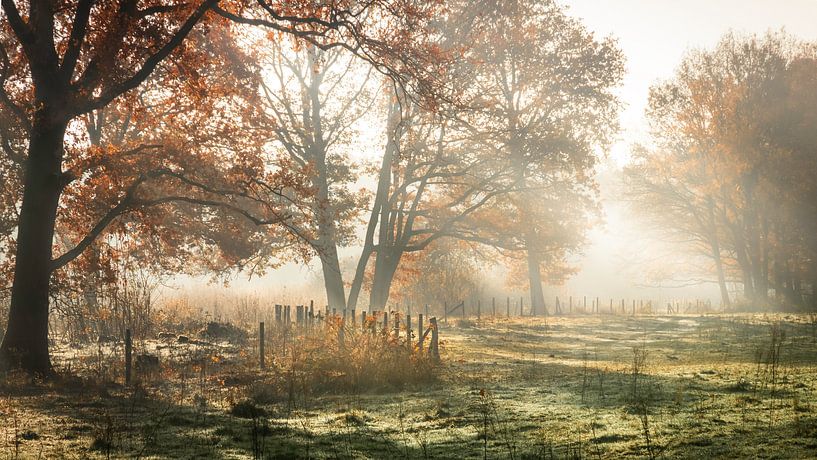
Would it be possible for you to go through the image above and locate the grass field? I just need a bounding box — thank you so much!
[2,313,817,459]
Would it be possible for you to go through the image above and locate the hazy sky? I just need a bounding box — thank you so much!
[560,0,817,302]
[175,1,817,305]
[564,0,817,163]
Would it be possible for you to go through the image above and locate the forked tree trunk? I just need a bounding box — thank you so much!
[0,115,67,375]
[346,98,400,310]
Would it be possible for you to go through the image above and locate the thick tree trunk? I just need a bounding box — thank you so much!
[526,249,545,316]
[737,255,755,303]
[369,249,400,310]
[0,116,66,374]
[313,164,347,310]
[318,246,346,310]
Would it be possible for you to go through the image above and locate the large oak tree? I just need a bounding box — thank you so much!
[0,0,452,374]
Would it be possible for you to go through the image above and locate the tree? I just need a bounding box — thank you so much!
[0,0,453,374]
[628,31,817,308]
[256,39,376,310]
[342,0,621,312]
[344,92,521,310]
[625,143,734,306]
[451,0,622,314]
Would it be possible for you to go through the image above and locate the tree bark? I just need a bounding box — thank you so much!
[0,114,67,374]
[313,158,347,310]
[369,249,400,310]
[318,245,346,310]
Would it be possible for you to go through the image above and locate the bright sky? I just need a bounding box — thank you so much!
[560,0,817,303]
[564,0,817,164]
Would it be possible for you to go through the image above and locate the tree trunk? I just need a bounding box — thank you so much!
[707,200,730,307]
[527,249,545,316]
[313,160,347,310]
[713,249,731,308]
[346,245,372,310]
[347,98,400,310]
[743,176,767,305]
[730,224,755,303]
[0,116,67,374]
[369,249,400,310]
[318,246,346,310]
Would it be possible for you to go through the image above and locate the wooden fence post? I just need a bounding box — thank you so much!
[125,328,132,385]
[429,317,440,362]
[418,314,424,353]
[259,322,265,370]
[569,296,573,314]
[492,297,496,317]
[477,300,481,320]
[407,314,412,353]
[383,311,389,333]
[507,297,510,318]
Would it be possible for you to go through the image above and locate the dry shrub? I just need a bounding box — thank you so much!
[308,322,435,392]
[258,317,437,399]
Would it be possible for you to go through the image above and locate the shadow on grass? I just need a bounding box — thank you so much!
[1,376,437,459]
